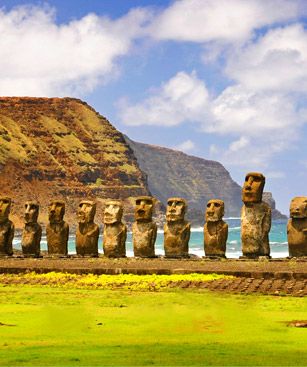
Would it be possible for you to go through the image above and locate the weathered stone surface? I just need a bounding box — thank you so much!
[0,197,14,256]
[204,199,228,257]
[21,201,41,257]
[164,197,190,258]
[241,173,271,257]
[287,197,307,257]
[76,200,99,256]
[103,200,126,258]
[46,200,69,256]
[132,196,157,257]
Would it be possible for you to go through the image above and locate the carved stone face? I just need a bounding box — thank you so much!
[0,197,11,224]
[49,201,65,224]
[24,201,39,224]
[135,196,154,222]
[77,201,96,224]
[206,199,224,222]
[104,200,123,224]
[166,197,186,223]
[290,197,307,218]
[242,172,265,203]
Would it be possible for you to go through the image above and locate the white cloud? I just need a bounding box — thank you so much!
[229,136,249,152]
[207,85,304,136]
[0,5,151,96]
[173,139,195,153]
[120,70,306,168]
[225,24,307,92]
[150,0,303,44]
[119,71,209,126]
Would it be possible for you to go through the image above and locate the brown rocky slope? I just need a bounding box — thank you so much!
[0,97,149,228]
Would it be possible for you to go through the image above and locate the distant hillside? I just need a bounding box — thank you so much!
[0,97,149,227]
[125,136,242,217]
[125,137,286,223]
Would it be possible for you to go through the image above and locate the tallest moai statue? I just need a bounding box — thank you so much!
[241,172,271,258]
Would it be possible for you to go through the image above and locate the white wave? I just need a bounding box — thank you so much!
[229,226,240,231]
[229,240,238,244]
[225,217,240,220]
[270,242,288,245]
[191,227,203,232]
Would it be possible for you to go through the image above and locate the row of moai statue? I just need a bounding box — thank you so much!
[0,172,306,258]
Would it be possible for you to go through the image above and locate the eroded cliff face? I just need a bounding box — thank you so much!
[0,97,149,227]
[125,137,242,218]
[125,137,286,223]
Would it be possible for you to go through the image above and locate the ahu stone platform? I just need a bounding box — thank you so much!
[0,257,306,280]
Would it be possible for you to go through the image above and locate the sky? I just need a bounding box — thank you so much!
[0,0,307,214]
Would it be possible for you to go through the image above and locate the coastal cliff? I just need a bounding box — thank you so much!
[0,97,149,227]
[125,137,286,223]
[125,137,242,218]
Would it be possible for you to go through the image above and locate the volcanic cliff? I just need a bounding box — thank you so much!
[125,137,286,223]
[125,137,242,218]
[0,97,149,227]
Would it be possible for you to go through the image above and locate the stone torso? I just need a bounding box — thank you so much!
[164,221,190,257]
[132,221,157,257]
[46,222,69,255]
[204,221,228,257]
[287,218,307,257]
[76,223,99,256]
[0,220,14,256]
[103,223,127,258]
[22,223,42,256]
[241,202,271,256]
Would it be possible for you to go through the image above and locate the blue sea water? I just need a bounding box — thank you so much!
[13,219,289,258]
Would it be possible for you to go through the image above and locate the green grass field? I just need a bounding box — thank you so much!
[0,274,306,366]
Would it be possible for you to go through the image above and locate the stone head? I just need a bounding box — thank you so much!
[242,172,265,204]
[77,200,96,224]
[135,196,154,222]
[49,200,65,224]
[290,197,307,219]
[24,201,39,224]
[206,199,224,222]
[0,197,11,224]
[166,197,187,223]
[104,200,123,224]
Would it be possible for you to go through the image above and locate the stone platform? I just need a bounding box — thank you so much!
[0,257,306,280]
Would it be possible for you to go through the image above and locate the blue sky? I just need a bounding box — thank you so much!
[1,0,307,214]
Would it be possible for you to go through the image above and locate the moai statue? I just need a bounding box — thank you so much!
[287,197,307,257]
[164,197,190,258]
[103,200,126,258]
[0,197,14,256]
[204,199,228,258]
[46,200,69,256]
[132,196,157,258]
[21,201,41,257]
[76,200,99,257]
[241,172,271,258]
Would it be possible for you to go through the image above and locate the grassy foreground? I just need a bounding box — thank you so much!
[0,273,306,366]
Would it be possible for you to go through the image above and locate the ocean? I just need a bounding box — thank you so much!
[13,219,289,258]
